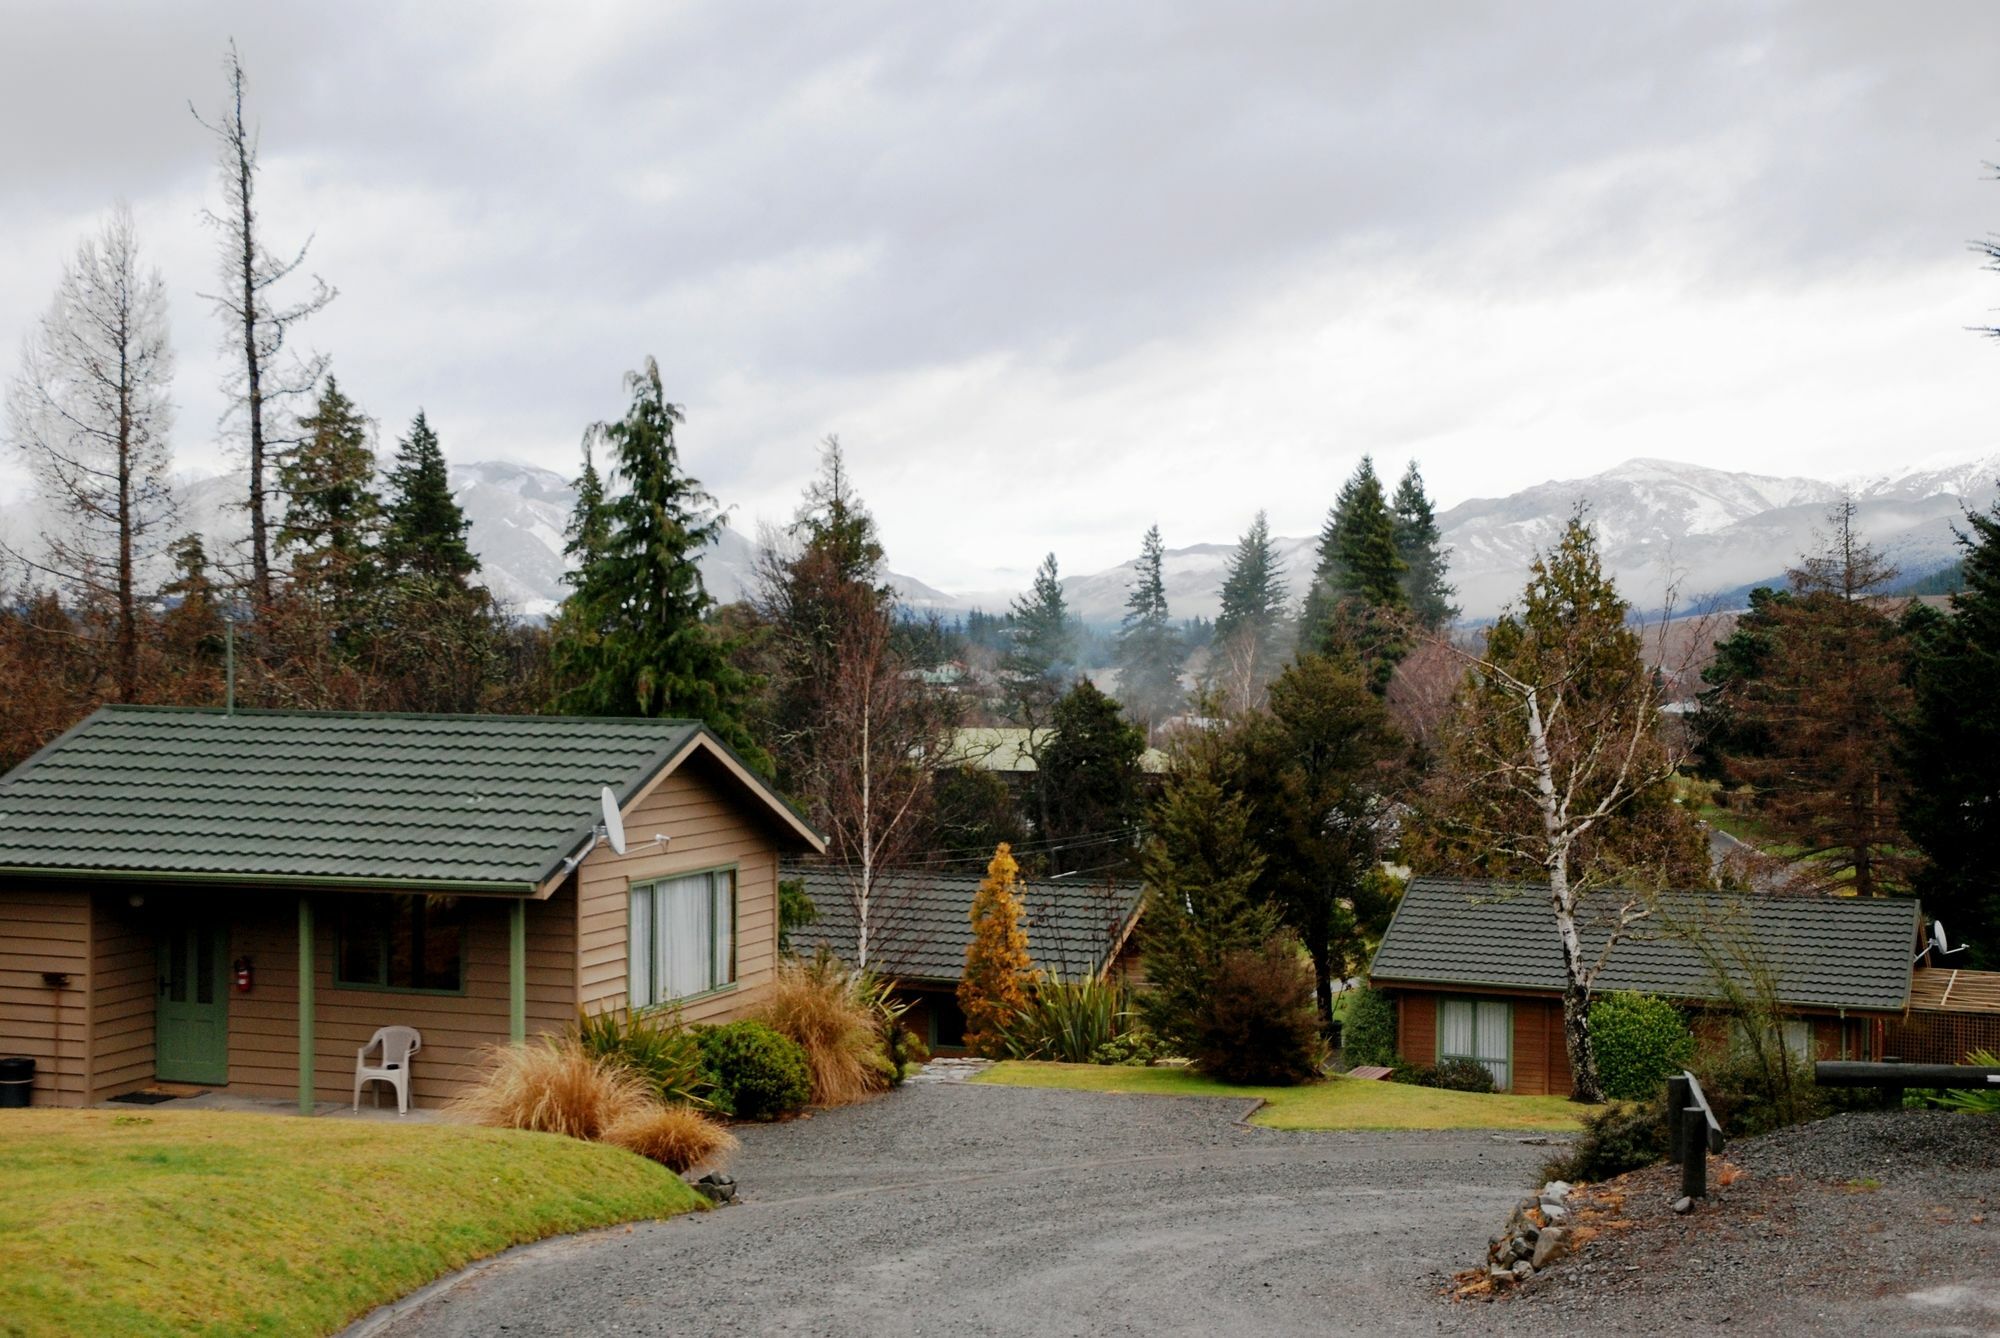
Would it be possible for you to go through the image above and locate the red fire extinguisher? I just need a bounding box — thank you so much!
[234,957,253,993]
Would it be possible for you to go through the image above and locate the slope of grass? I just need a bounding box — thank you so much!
[0,1109,702,1337]
[977,1061,1589,1131]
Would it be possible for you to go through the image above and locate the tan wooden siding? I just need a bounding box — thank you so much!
[576,753,779,1025]
[219,881,578,1107]
[0,888,92,1106]
[1397,991,1435,1066]
[88,893,155,1099]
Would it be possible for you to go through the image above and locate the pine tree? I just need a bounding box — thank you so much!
[1039,680,1147,864]
[960,842,1033,1055]
[1005,552,1073,719]
[1230,653,1404,1026]
[159,534,227,693]
[563,435,611,576]
[1391,461,1457,629]
[1301,458,1404,647]
[279,376,380,596]
[1136,771,1279,1053]
[1722,502,1913,895]
[1211,511,1290,697]
[550,358,766,767]
[1114,525,1183,729]
[1903,496,2000,964]
[380,411,477,584]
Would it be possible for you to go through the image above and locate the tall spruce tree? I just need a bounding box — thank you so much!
[1211,511,1290,696]
[1136,770,1280,1053]
[1005,552,1073,718]
[1903,496,2000,964]
[380,410,477,584]
[550,357,765,767]
[1722,502,1913,896]
[1114,525,1183,729]
[279,376,379,590]
[1039,679,1147,865]
[1301,458,1404,646]
[1391,461,1457,629]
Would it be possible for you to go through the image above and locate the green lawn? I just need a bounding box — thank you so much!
[0,1109,703,1338]
[977,1062,1590,1131]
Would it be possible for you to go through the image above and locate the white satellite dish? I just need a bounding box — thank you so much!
[600,786,628,856]
[1933,920,1950,956]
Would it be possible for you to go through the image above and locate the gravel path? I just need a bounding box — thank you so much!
[1493,1111,2000,1335]
[365,1081,1555,1337]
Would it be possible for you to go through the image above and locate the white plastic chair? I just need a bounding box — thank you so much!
[353,1026,422,1115]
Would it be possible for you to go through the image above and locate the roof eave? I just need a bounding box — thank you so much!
[0,864,540,896]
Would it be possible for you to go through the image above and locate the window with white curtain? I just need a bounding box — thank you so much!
[1438,997,1512,1091]
[628,869,736,1006]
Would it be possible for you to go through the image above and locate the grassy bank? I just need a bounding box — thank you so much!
[0,1109,702,1337]
[977,1061,1589,1131]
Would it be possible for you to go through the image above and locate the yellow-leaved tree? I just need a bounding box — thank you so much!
[959,843,1032,1056]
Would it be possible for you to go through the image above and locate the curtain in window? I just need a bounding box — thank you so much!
[628,885,653,1006]
[1440,999,1474,1058]
[657,874,709,1001]
[1475,1001,1511,1090]
[711,872,734,987]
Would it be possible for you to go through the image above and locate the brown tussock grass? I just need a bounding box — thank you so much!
[757,958,890,1108]
[446,1037,652,1140]
[603,1105,739,1173]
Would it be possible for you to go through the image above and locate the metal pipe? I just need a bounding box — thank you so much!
[1816,1060,2000,1089]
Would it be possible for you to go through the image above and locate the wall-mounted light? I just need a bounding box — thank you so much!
[127,893,145,909]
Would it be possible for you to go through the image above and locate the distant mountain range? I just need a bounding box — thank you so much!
[4,454,1994,622]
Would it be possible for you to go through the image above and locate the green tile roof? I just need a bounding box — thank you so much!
[0,706,721,892]
[786,864,1145,983]
[1368,877,1918,1013]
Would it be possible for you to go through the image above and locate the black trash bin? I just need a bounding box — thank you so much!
[0,1056,34,1108]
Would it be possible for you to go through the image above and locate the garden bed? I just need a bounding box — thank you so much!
[0,1108,702,1337]
[1474,1109,2000,1330]
[975,1061,1589,1130]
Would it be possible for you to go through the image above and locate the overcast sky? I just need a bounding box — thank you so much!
[4,2,1999,591]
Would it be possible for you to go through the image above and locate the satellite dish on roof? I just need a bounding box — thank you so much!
[600,786,627,856]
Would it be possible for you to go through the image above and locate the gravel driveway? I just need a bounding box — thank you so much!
[364,1080,1554,1337]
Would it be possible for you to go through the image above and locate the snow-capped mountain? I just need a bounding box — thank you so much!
[1047,455,2000,624]
[6,453,1994,624]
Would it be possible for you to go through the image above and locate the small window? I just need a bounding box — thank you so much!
[336,895,465,992]
[1438,996,1512,1090]
[629,869,736,1007]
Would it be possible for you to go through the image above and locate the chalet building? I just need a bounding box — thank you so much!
[786,864,1144,1051]
[1367,877,1926,1095]
[0,707,822,1109]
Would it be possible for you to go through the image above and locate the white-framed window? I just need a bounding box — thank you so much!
[628,868,736,1006]
[1729,1017,1816,1065]
[1438,996,1512,1091]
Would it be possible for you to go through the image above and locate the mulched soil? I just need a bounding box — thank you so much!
[1467,1110,2000,1335]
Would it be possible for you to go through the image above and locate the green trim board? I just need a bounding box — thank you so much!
[0,706,823,894]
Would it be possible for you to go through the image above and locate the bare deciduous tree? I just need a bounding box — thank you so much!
[192,40,334,605]
[5,203,176,700]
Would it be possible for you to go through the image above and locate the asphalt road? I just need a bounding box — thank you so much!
[366,1080,1554,1337]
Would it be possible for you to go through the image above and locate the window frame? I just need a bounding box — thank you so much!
[331,893,469,996]
[627,865,740,1009]
[1436,994,1514,1092]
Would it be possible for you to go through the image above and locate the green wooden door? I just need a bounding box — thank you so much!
[157,921,230,1085]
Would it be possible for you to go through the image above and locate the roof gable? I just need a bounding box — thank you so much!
[0,706,819,892]
[1368,877,1918,1013]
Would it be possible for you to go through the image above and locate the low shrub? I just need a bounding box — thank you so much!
[1692,1047,1821,1139]
[1541,1101,1671,1184]
[757,953,891,1107]
[1913,1047,2000,1116]
[1387,1058,1496,1093]
[603,1104,739,1173]
[1190,935,1324,1086]
[447,1036,651,1140]
[1003,974,1132,1063]
[697,1021,813,1120]
[849,967,926,1086]
[1089,1028,1165,1066]
[574,1006,714,1109]
[1340,987,1397,1069]
[1589,992,1696,1101]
